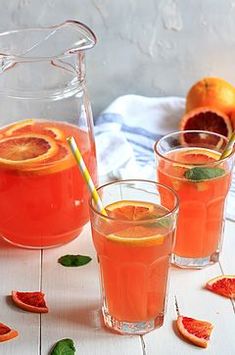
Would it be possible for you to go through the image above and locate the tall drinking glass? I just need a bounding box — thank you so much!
[0,21,97,248]
[155,130,235,268]
[89,179,178,335]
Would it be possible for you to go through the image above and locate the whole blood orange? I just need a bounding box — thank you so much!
[12,291,48,313]
[176,315,213,348]
[0,322,18,342]
[206,275,235,299]
[180,106,232,138]
[186,77,235,115]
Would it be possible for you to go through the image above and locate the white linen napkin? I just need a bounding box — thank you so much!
[94,94,235,220]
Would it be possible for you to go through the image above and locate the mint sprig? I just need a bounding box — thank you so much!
[184,167,225,181]
[50,338,76,355]
[58,254,92,267]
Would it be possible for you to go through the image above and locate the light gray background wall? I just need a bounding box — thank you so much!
[1,0,235,116]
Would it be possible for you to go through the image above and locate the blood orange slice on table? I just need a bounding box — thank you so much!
[12,291,48,313]
[0,322,18,342]
[206,275,235,299]
[176,315,213,348]
[0,134,58,168]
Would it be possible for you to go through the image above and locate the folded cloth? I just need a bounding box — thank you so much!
[94,94,235,220]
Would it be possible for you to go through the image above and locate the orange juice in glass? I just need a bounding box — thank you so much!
[155,130,234,268]
[89,179,178,335]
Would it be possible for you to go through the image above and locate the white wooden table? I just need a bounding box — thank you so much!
[0,220,234,355]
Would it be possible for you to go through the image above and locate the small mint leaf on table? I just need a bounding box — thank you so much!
[58,254,92,267]
[184,167,225,181]
[50,338,76,355]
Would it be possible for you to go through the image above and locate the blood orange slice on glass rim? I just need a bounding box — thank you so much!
[105,200,167,246]
[0,322,18,342]
[12,291,48,313]
[106,200,156,221]
[206,275,235,299]
[176,315,213,348]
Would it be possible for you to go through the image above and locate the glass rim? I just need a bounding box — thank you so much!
[89,178,179,223]
[154,129,231,166]
[0,20,97,61]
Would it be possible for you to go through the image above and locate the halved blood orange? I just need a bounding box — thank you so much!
[180,107,232,145]
[105,201,166,246]
[0,134,58,167]
[206,275,235,299]
[12,291,48,313]
[4,119,35,136]
[0,322,18,342]
[176,315,213,348]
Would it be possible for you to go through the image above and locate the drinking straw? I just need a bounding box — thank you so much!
[66,136,107,216]
[219,131,235,160]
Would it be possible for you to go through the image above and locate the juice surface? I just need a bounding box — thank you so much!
[92,201,174,322]
[0,119,97,248]
[157,148,231,258]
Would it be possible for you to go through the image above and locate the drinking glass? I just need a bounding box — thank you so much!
[89,179,178,335]
[155,130,235,268]
[0,21,97,248]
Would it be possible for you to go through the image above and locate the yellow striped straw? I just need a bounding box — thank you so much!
[220,131,235,160]
[66,136,107,216]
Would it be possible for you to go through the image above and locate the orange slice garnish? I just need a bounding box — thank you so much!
[105,200,166,246]
[106,200,156,221]
[4,119,35,136]
[172,148,220,169]
[0,134,58,167]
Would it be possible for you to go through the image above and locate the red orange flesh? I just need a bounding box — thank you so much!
[12,291,48,313]
[206,275,235,299]
[176,315,213,348]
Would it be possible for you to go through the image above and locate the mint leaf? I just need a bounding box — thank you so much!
[156,217,171,229]
[184,167,225,181]
[58,254,92,267]
[50,338,76,355]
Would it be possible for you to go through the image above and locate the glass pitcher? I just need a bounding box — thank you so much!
[0,20,97,249]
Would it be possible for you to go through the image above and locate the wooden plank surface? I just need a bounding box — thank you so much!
[0,238,41,355]
[0,220,234,354]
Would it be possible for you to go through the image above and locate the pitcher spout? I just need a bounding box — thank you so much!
[0,20,96,61]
